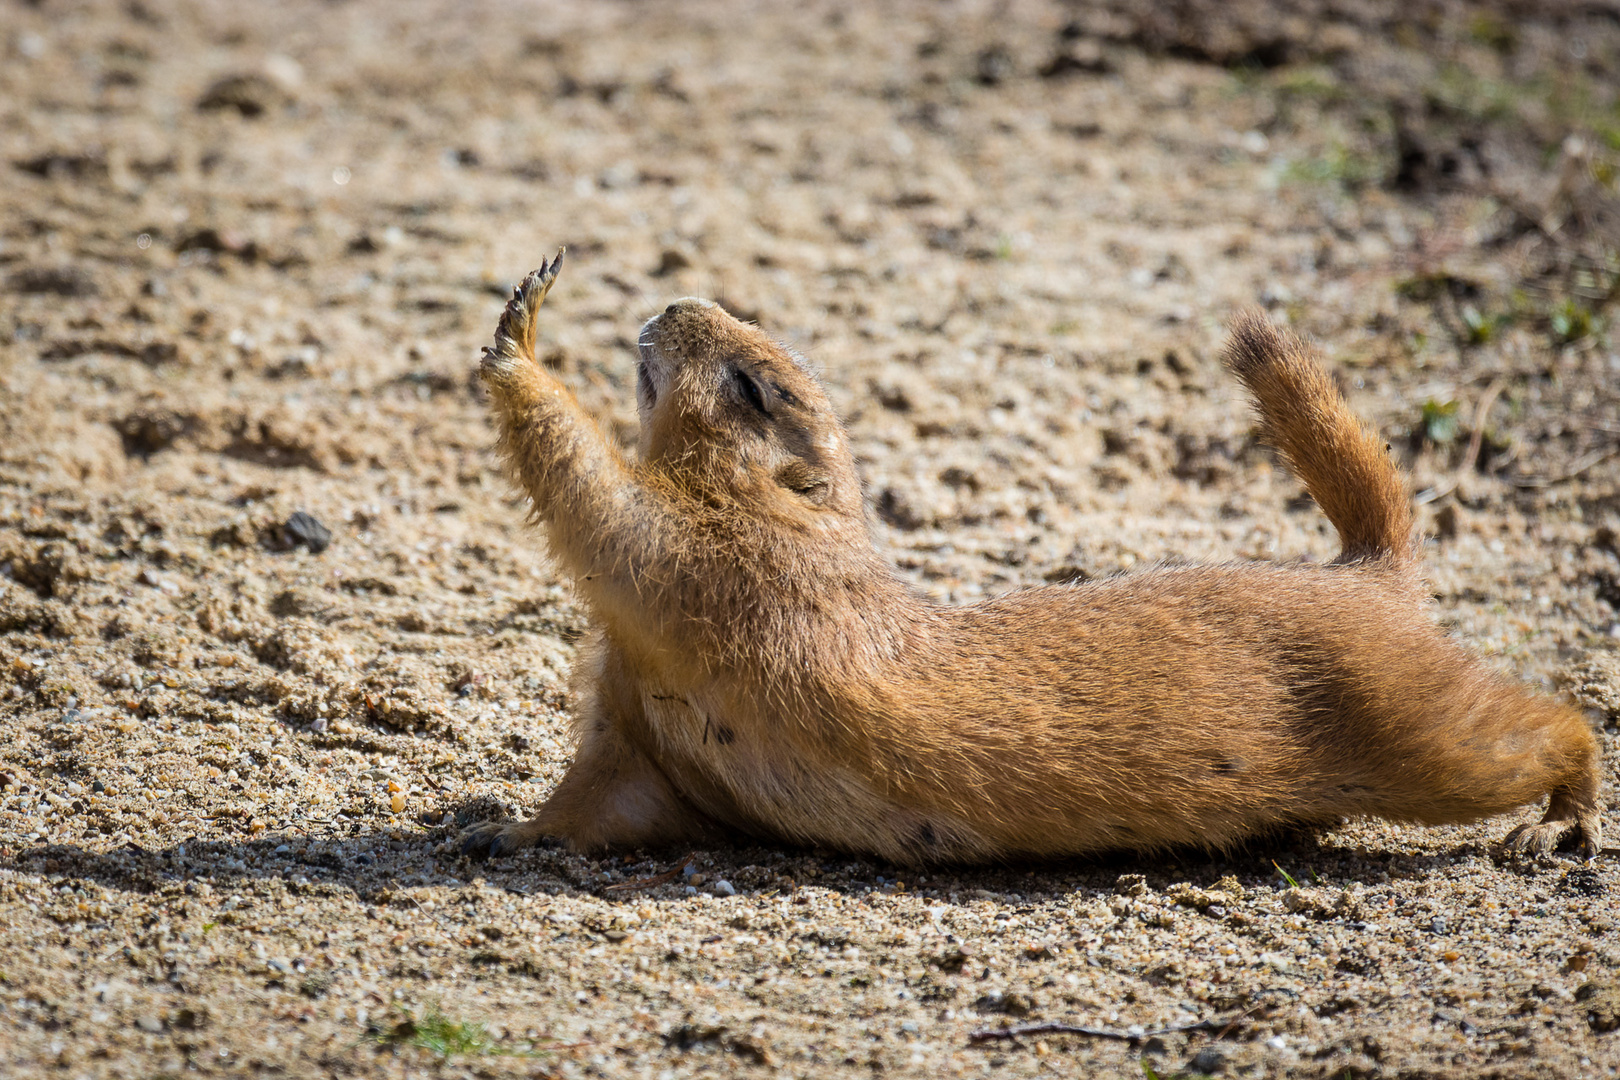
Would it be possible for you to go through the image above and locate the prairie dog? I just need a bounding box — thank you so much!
[460,251,1602,865]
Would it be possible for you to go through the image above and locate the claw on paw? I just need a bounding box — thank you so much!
[459,818,558,858]
[458,820,513,858]
[1500,819,1596,859]
[480,247,565,379]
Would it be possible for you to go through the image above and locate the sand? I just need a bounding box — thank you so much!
[2,0,1618,1076]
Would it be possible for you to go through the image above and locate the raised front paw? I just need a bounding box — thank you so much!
[479,248,565,387]
[458,817,559,859]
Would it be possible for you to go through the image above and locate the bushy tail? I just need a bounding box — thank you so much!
[1224,311,1415,566]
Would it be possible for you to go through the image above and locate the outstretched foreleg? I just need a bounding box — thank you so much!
[478,251,681,630]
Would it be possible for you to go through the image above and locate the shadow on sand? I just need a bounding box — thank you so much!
[4,805,1554,912]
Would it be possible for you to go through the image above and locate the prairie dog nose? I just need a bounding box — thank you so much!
[664,297,716,316]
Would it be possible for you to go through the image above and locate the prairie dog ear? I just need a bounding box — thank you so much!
[775,460,832,505]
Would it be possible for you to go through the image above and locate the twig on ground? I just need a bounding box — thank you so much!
[603,852,696,892]
[1459,379,1505,483]
[1510,447,1618,489]
[968,1014,1249,1045]
[1487,440,1520,475]
[395,879,455,936]
[1414,378,1505,506]
[969,990,1297,1047]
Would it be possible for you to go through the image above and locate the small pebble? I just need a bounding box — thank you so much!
[280,511,332,554]
[713,879,737,896]
[390,792,406,813]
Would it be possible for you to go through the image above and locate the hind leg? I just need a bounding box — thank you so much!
[1500,779,1603,860]
[458,723,718,857]
[1457,692,1605,859]
[459,638,722,857]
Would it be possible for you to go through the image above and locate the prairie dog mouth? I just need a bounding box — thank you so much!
[635,315,673,416]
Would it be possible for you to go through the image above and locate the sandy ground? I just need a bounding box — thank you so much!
[3,0,1620,1076]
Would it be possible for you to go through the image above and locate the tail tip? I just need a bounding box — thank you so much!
[1223,308,1288,379]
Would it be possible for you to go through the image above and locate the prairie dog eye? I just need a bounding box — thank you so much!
[731,365,769,416]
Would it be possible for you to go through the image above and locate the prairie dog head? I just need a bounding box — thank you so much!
[636,298,862,522]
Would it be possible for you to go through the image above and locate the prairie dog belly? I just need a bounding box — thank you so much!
[638,687,992,863]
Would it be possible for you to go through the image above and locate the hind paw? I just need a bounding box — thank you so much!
[479,248,565,386]
[1500,813,1601,861]
[1500,821,1570,856]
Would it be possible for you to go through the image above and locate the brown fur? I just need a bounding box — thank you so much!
[460,254,1603,865]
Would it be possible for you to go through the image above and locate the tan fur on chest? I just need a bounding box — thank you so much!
[458,251,1605,866]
